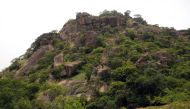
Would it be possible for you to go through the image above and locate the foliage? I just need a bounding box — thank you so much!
[0,78,40,109]
[112,61,137,82]
[1,11,190,109]
[80,63,93,81]
[86,96,115,109]
[100,10,123,17]
[8,59,21,71]
[51,64,64,80]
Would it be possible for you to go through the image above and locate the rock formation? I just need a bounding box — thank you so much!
[15,45,54,77]
[53,53,64,67]
[59,12,128,47]
[61,61,82,77]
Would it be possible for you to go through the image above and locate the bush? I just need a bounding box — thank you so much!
[86,96,115,109]
[46,85,66,101]
[54,41,65,50]
[100,10,123,17]
[0,78,39,109]
[37,51,57,69]
[63,96,85,109]
[143,32,154,41]
[112,61,137,82]
[9,59,21,71]
[108,57,123,69]
[51,65,64,80]
[80,64,93,81]
[126,29,136,40]
[14,98,32,109]
[92,47,104,54]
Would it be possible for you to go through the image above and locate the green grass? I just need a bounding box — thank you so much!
[71,73,86,81]
[138,101,190,109]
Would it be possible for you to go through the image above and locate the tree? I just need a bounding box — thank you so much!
[134,14,141,18]
[133,14,147,25]
[124,10,131,16]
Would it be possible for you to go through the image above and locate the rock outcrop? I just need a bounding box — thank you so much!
[61,61,82,77]
[53,53,64,67]
[59,12,128,47]
[152,51,174,67]
[95,65,111,79]
[31,32,59,51]
[75,12,126,30]
[15,45,54,77]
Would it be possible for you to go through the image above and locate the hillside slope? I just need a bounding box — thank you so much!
[1,10,190,109]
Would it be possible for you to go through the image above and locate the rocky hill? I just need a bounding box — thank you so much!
[0,10,190,109]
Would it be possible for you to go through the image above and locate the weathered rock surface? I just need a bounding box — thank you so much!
[15,45,54,77]
[53,53,64,67]
[31,32,59,51]
[95,65,111,79]
[59,12,128,47]
[76,12,126,30]
[152,51,173,67]
[61,61,82,77]
[99,83,109,93]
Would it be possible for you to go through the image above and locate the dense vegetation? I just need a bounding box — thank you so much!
[0,10,190,109]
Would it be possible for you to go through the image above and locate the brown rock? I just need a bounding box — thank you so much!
[62,61,82,77]
[96,65,110,79]
[84,31,99,47]
[53,53,63,67]
[152,51,173,66]
[60,12,128,42]
[99,83,109,93]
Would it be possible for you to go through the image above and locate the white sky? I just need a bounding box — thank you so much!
[0,0,190,71]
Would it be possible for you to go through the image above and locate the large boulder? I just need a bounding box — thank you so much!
[83,31,99,48]
[62,61,82,77]
[95,65,111,80]
[53,53,64,67]
[31,32,59,51]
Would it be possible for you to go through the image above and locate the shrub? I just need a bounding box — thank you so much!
[54,41,65,50]
[80,64,93,81]
[51,64,64,80]
[46,85,66,101]
[92,47,104,54]
[143,32,154,41]
[37,51,56,69]
[86,96,115,109]
[108,57,123,69]
[9,59,21,71]
[112,61,137,81]
[14,98,32,109]
[126,29,136,40]
[100,10,123,17]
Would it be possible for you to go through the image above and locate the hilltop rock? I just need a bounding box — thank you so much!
[60,12,128,45]
[76,12,126,30]
[31,32,59,52]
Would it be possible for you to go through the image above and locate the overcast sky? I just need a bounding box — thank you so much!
[0,0,190,71]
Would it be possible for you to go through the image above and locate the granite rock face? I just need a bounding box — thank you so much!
[75,12,127,30]
[53,53,64,67]
[61,61,82,77]
[59,12,128,47]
